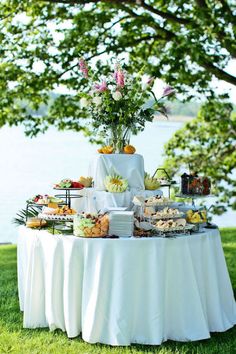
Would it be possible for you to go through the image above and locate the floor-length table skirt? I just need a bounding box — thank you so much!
[17,226,236,346]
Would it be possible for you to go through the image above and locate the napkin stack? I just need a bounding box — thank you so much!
[109,211,134,237]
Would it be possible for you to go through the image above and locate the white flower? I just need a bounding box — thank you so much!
[112,91,122,101]
[80,97,89,108]
[92,96,102,106]
[142,83,148,90]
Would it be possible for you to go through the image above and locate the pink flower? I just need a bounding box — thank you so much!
[147,77,155,86]
[94,81,107,93]
[162,85,175,97]
[79,58,89,78]
[116,70,125,88]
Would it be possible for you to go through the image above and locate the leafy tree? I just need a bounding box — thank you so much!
[0,0,235,136]
[163,95,236,213]
[0,1,235,212]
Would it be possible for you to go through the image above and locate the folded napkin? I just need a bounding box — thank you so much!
[109,211,134,237]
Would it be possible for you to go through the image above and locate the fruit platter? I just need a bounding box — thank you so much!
[74,213,109,237]
[27,195,64,206]
[53,178,85,189]
[38,206,77,221]
[186,209,207,224]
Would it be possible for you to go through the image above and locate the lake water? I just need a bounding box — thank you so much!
[1,122,235,243]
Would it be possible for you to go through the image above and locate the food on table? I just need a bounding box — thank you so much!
[144,173,161,190]
[155,218,186,230]
[26,218,47,228]
[104,174,128,193]
[73,213,109,237]
[132,195,145,206]
[79,176,93,187]
[28,195,64,205]
[54,179,84,189]
[71,181,84,188]
[97,145,114,154]
[181,173,211,195]
[42,205,76,215]
[186,209,207,223]
[134,229,153,237]
[144,206,156,215]
[55,206,76,215]
[123,145,136,154]
[133,218,154,237]
[175,218,187,227]
[41,207,58,215]
[144,207,184,219]
[145,195,170,206]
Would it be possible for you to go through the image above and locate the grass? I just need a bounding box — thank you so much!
[0,228,235,354]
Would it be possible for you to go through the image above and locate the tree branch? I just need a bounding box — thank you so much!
[116,4,175,40]
[200,61,236,86]
[141,1,191,25]
[58,48,107,78]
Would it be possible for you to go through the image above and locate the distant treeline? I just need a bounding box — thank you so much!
[27,94,236,118]
[168,101,201,117]
[169,100,236,117]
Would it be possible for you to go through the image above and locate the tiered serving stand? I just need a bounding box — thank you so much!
[26,188,83,234]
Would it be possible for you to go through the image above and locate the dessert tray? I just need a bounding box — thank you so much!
[144,212,185,220]
[144,207,184,220]
[38,213,75,221]
[133,195,173,207]
[153,224,194,234]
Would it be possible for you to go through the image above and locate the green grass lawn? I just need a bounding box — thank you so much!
[0,228,236,354]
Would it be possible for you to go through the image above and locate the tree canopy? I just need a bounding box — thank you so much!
[164,95,236,214]
[0,0,235,136]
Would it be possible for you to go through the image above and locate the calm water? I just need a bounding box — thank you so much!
[1,122,235,243]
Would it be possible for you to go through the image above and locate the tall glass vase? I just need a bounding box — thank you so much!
[107,125,130,153]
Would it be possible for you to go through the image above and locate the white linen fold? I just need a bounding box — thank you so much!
[17,226,236,345]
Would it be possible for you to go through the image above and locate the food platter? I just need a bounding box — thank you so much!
[38,213,75,221]
[144,212,185,220]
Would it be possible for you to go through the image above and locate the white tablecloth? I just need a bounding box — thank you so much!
[88,154,145,191]
[17,226,236,346]
[72,188,162,213]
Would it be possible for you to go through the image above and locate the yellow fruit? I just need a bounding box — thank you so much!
[97,146,114,154]
[144,173,160,190]
[123,145,136,154]
[48,202,58,209]
[79,176,93,187]
[104,174,128,193]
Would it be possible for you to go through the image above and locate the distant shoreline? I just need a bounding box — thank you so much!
[154,115,194,122]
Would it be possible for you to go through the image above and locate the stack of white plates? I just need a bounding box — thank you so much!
[109,211,134,237]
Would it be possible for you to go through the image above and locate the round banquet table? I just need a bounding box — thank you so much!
[17,226,236,346]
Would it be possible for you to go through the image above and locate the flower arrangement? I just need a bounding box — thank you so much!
[79,59,174,152]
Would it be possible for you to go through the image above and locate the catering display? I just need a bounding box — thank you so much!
[16,151,214,238]
[16,58,236,347]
